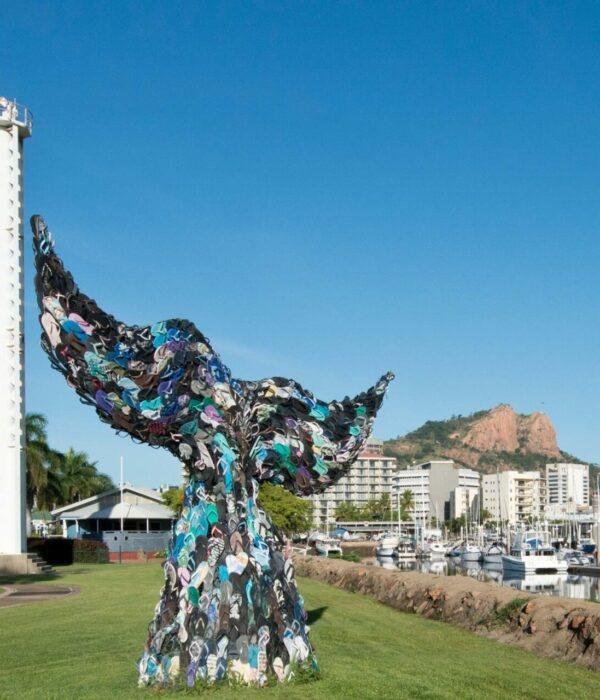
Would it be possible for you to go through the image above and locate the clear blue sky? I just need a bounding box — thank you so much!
[3,2,599,487]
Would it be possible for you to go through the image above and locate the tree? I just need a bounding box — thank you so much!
[481,508,493,525]
[257,483,312,537]
[162,487,184,515]
[25,413,63,510]
[53,448,114,505]
[400,489,415,521]
[25,413,114,510]
[447,515,466,534]
[334,502,361,521]
[58,448,102,503]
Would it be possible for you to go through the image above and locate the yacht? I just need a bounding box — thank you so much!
[424,540,448,557]
[460,543,483,563]
[483,541,507,565]
[376,533,400,558]
[314,537,342,557]
[502,529,568,574]
[396,539,416,560]
[557,549,595,567]
[579,536,596,555]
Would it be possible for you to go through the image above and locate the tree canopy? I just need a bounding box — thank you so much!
[162,487,184,515]
[25,413,115,510]
[257,483,312,536]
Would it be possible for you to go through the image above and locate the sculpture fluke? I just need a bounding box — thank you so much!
[32,215,393,496]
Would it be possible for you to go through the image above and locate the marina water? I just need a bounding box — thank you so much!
[374,557,600,603]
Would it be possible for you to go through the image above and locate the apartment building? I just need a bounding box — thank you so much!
[546,463,589,518]
[391,460,480,523]
[481,471,546,525]
[308,438,397,528]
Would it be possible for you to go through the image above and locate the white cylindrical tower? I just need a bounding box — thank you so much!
[0,98,31,564]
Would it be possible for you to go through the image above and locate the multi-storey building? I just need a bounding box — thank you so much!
[391,460,480,523]
[481,471,546,525]
[308,438,397,528]
[546,463,589,518]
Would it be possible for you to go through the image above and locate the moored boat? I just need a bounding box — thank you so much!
[376,534,400,558]
[502,529,567,574]
[314,537,342,557]
[483,541,507,565]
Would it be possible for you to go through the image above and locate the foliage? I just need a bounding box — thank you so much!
[334,502,363,521]
[161,487,184,515]
[494,597,531,625]
[73,539,109,564]
[446,515,466,534]
[257,483,313,536]
[335,494,392,522]
[481,508,493,525]
[401,412,488,448]
[399,489,415,521]
[25,413,115,510]
[25,413,63,509]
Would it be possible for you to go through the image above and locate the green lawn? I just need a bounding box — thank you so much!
[0,564,599,700]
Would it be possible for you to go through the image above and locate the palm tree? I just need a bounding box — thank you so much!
[59,448,102,503]
[400,489,415,521]
[25,413,60,509]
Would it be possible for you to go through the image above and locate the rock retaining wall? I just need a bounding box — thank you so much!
[294,555,600,671]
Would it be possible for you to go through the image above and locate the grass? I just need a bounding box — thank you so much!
[494,597,531,625]
[0,564,599,700]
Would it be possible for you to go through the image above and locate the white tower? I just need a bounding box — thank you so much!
[0,97,32,572]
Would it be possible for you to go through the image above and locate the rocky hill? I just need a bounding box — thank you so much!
[384,404,586,473]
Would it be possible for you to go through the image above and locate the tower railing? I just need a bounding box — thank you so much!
[0,99,33,131]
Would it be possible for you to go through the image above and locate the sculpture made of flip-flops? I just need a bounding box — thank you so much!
[32,215,393,688]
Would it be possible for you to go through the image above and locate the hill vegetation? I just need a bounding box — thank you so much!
[384,405,591,475]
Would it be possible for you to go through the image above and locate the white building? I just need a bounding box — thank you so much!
[546,463,589,518]
[391,460,480,523]
[482,471,546,525]
[308,438,397,528]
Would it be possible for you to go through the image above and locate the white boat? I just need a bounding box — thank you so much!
[460,544,483,563]
[314,537,342,557]
[396,540,416,559]
[557,549,595,567]
[424,541,448,557]
[502,530,568,575]
[376,534,400,558]
[483,541,507,565]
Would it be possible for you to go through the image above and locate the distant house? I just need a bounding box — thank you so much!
[51,485,176,554]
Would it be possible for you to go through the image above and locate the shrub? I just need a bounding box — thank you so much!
[494,597,530,625]
[73,538,109,564]
[27,537,74,565]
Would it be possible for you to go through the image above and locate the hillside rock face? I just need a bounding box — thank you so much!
[461,404,559,457]
[519,412,561,457]
[461,404,519,452]
[384,404,565,474]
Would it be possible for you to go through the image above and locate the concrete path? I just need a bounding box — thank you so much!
[0,584,79,608]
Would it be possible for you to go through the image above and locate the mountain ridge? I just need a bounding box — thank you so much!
[383,404,588,474]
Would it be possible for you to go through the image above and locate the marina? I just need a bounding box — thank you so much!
[373,556,600,602]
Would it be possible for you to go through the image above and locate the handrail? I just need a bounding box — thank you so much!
[0,98,33,131]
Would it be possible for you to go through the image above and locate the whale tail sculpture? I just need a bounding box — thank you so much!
[32,215,393,687]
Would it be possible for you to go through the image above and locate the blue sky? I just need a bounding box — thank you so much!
[3,2,599,486]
